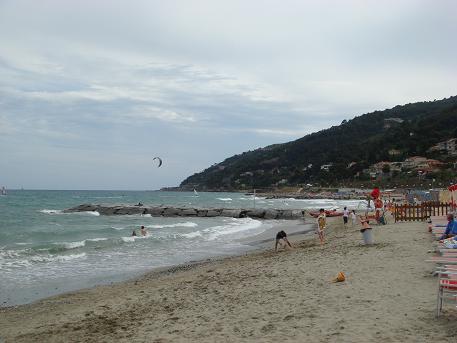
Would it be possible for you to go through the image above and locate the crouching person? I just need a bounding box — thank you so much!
[275,230,292,252]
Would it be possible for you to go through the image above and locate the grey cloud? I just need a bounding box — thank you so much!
[0,0,456,189]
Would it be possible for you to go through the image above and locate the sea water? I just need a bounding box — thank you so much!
[0,190,360,306]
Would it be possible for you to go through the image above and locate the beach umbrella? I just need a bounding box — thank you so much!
[370,187,380,199]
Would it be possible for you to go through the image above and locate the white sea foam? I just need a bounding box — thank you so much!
[56,253,87,261]
[181,231,203,238]
[87,237,108,242]
[2,252,87,270]
[62,240,86,249]
[111,226,125,231]
[148,222,198,229]
[204,218,263,241]
[217,198,232,201]
[39,209,63,215]
[121,236,135,243]
[2,260,33,269]
[0,249,26,259]
[142,214,152,217]
[83,211,100,216]
[30,253,87,263]
[239,196,266,201]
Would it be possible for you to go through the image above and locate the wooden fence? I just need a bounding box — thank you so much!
[394,202,451,222]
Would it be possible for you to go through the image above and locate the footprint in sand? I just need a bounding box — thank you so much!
[261,323,275,333]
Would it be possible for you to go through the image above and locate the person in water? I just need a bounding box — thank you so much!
[140,225,148,236]
[131,230,137,237]
[275,230,292,251]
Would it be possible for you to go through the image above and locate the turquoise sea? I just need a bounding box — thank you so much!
[0,190,361,306]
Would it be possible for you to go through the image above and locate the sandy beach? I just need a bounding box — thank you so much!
[1,216,457,342]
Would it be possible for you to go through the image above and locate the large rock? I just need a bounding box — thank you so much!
[264,209,279,219]
[163,207,182,216]
[114,206,144,215]
[290,210,305,218]
[245,209,266,218]
[206,209,222,217]
[180,208,197,216]
[278,210,303,219]
[97,206,119,215]
[221,209,242,218]
[144,207,165,216]
[64,204,98,213]
[197,209,208,217]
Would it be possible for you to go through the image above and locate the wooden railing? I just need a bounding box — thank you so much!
[394,202,451,222]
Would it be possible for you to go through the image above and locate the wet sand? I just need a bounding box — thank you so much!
[1,217,456,342]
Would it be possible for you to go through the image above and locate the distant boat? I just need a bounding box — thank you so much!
[193,189,199,196]
[1,186,7,196]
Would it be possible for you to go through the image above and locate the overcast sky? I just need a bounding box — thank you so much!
[0,0,456,190]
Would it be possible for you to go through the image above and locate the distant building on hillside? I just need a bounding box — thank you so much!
[425,159,445,168]
[402,156,428,169]
[372,161,391,173]
[320,163,333,171]
[388,149,402,156]
[384,117,404,129]
[302,163,313,171]
[428,138,457,156]
[390,162,403,173]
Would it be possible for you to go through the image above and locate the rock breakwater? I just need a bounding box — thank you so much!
[64,204,305,220]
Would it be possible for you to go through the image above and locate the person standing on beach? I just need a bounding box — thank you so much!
[316,208,326,245]
[343,207,349,228]
[350,210,357,227]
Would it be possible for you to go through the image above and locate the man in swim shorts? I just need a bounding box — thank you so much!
[275,230,292,251]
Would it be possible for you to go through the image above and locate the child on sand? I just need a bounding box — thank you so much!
[350,210,357,227]
[275,230,292,252]
[359,215,372,232]
[316,208,326,245]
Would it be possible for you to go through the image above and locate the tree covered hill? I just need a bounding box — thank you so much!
[180,96,457,190]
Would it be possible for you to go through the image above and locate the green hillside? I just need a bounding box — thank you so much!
[180,96,457,190]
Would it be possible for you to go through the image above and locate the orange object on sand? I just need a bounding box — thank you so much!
[332,272,346,283]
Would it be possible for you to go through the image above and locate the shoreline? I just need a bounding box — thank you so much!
[1,218,314,309]
[2,216,456,342]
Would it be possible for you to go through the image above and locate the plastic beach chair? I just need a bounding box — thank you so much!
[436,269,457,316]
[426,257,457,265]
